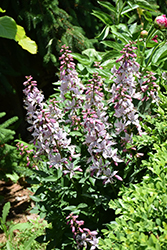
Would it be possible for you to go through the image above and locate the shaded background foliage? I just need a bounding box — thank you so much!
[1,0,164,140]
[0,0,104,139]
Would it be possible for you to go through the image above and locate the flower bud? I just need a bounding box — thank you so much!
[154,15,167,29]
[140,30,148,38]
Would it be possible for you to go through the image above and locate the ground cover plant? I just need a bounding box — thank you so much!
[11,0,167,249]
[0,202,50,250]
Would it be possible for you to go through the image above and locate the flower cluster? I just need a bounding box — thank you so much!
[109,42,143,144]
[66,213,99,250]
[140,71,159,102]
[16,142,37,168]
[59,45,85,129]
[82,72,123,184]
[58,47,123,184]
[23,76,81,177]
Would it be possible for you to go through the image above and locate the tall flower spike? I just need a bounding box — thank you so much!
[23,76,81,178]
[109,41,143,144]
[82,71,123,183]
[59,45,85,129]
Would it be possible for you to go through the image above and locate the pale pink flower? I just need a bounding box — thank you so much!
[154,15,167,29]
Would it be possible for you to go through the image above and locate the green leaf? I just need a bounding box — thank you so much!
[152,44,167,64]
[2,202,10,224]
[29,195,41,202]
[71,53,90,65]
[6,173,19,183]
[82,48,102,61]
[9,223,31,239]
[92,10,113,25]
[6,241,13,250]
[110,27,130,43]
[15,24,25,41]
[117,23,132,36]
[0,8,6,13]
[18,36,37,54]
[96,26,110,40]
[129,22,138,35]
[43,176,58,182]
[77,203,88,209]
[97,1,116,14]
[121,4,139,15]
[69,131,83,137]
[0,112,6,118]
[100,41,124,51]
[24,234,37,250]
[0,16,17,39]
[137,0,158,10]
[63,206,77,211]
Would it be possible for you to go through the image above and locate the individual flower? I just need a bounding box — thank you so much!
[154,15,167,29]
[63,162,82,178]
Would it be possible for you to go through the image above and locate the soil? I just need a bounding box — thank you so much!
[0,178,36,243]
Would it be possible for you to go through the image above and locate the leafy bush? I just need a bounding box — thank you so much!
[99,141,167,249]
[0,202,50,250]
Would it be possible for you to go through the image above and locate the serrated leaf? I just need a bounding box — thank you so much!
[2,202,10,224]
[6,173,19,183]
[9,223,31,239]
[0,16,17,39]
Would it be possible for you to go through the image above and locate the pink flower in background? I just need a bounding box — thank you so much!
[154,15,167,29]
[152,35,158,43]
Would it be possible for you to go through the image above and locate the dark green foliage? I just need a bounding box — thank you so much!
[27,162,117,249]
[0,0,104,139]
[0,112,19,180]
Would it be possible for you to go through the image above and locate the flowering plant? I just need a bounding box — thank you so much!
[17,2,167,249]
[19,37,162,249]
